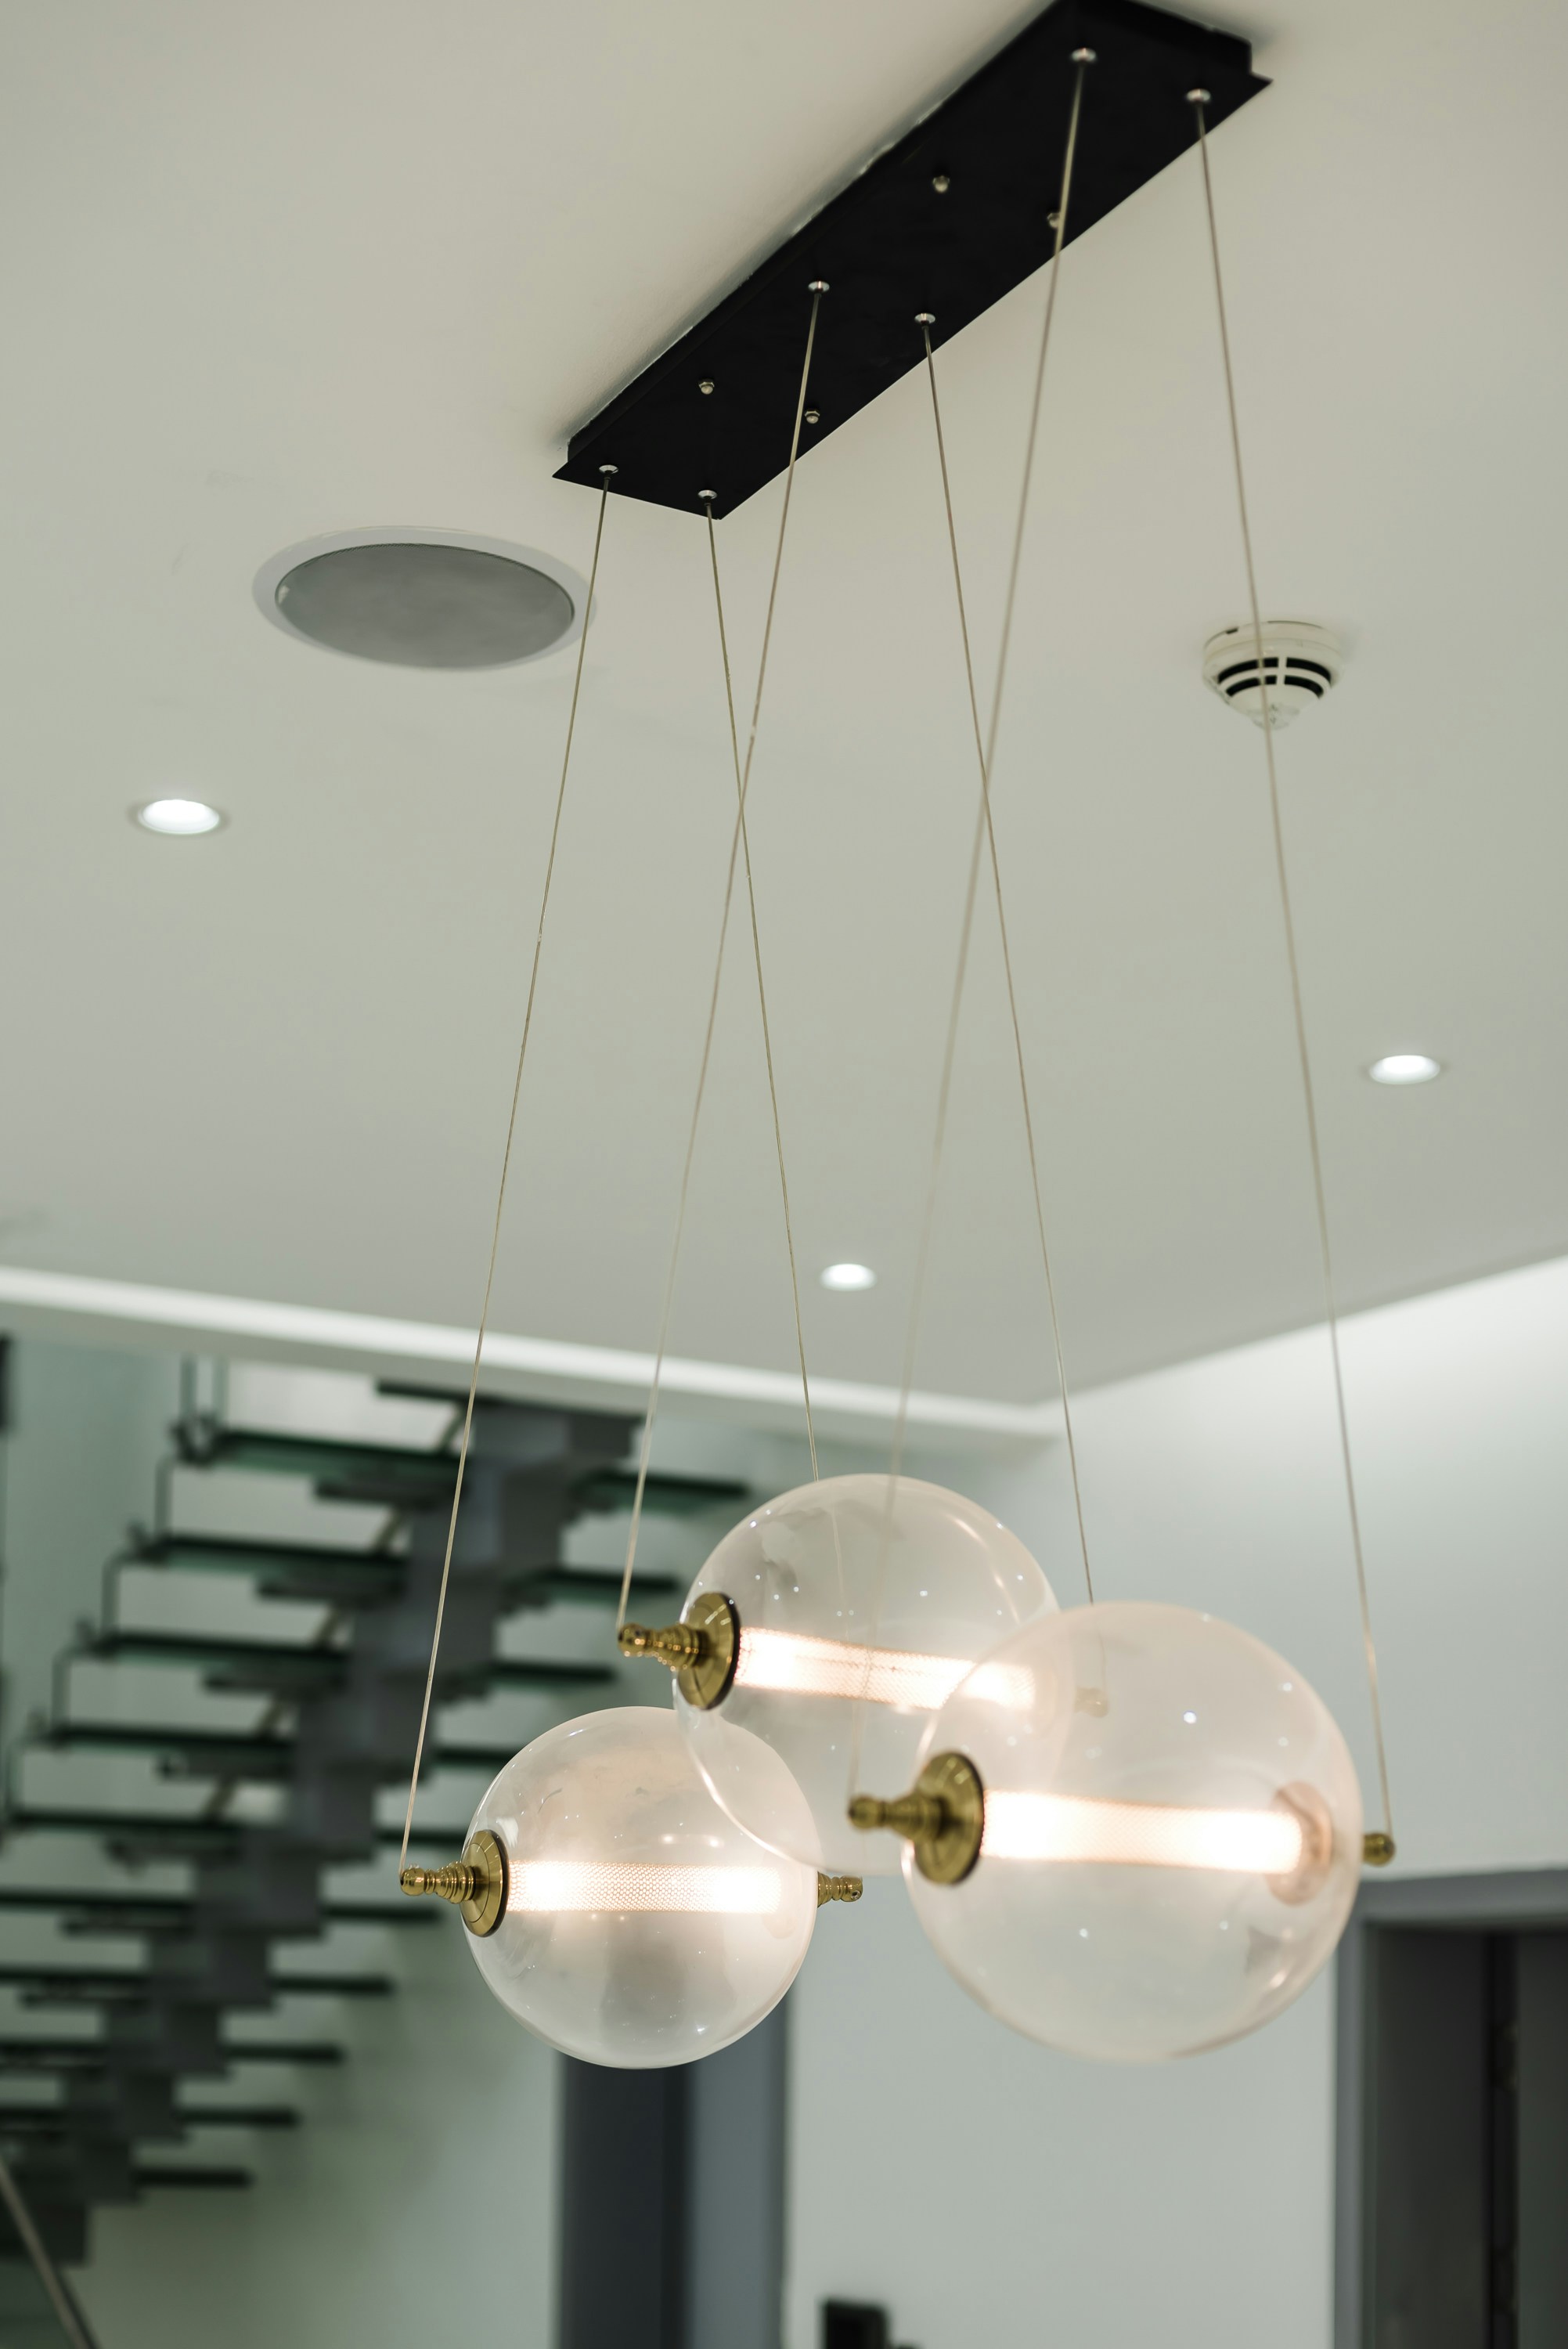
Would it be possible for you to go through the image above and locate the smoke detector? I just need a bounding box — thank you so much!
[253,528,589,670]
[1202,620,1343,728]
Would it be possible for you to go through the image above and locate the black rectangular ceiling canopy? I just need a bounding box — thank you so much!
[554,0,1266,519]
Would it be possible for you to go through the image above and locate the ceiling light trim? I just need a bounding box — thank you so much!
[252,528,593,669]
[132,798,227,836]
[1366,1052,1444,1086]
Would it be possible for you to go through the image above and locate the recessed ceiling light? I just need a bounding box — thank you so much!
[1367,1053,1442,1086]
[134,798,225,836]
[820,1262,877,1292]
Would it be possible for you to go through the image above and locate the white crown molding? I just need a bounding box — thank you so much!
[0,1265,1058,1449]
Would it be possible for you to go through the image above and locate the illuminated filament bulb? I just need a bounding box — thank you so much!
[984,1792,1298,1871]
[980,1784,1332,1899]
[508,1862,784,1916]
[734,1626,1031,1714]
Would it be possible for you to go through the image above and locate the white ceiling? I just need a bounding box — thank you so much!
[1,0,1565,1409]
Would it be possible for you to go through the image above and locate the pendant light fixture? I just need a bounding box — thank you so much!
[852,1604,1362,2059]
[620,1475,1054,1876]
[386,4,1397,2090]
[401,1709,835,2066]
[603,294,1053,1882]
[841,77,1397,2059]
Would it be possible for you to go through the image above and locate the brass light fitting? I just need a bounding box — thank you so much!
[1362,1831,1397,1867]
[816,1874,864,1907]
[849,1750,985,1886]
[618,1589,739,1710]
[399,1828,508,1936]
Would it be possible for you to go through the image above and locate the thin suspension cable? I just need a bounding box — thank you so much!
[398,472,614,1875]
[611,776,744,1635]
[848,62,1090,1799]
[712,498,821,1484]
[733,287,825,1475]
[883,59,1089,1501]
[919,316,1093,1606]
[612,295,826,1632]
[1191,96,1393,1843]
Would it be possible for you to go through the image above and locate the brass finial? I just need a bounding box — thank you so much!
[399,1828,507,1936]
[849,1790,945,1842]
[400,1859,477,1903]
[849,1751,985,1886]
[1362,1830,1397,1867]
[816,1873,863,1907]
[616,1590,738,1710]
[618,1620,705,1669]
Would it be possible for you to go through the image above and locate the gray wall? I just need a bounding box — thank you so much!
[81,1921,561,2349]
[0,1338,174,1741]
[0,1340,827,2346]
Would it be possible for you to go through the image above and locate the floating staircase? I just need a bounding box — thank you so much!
[0,1373,741,2279]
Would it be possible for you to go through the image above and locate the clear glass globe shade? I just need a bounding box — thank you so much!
[678,1474,1054,1878]
[466,1707,817,2069]
[907,1603,1363,2061]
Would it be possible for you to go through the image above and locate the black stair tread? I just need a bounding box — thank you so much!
[571,1465,747,1517]
[377,1377,629,1420]
[135,2166,253,2188]
[438,1654,615,1689]
[38,1720,597,1774]
[0,1965,393,2003]
[0,1889,207,1925]
[176,1425,459,1491]
[510,1565,679,1607]
[208,2040,344,2066]
[5,1804,456,1860]
[5,1807,247,1849]
[171,2105,301,2129]
[71,1634,611,1694]
[269,1969,395,1994]
[40,1727,297,1777]
[0,2038,344,2068]
[378,1822,479,1851]
[485,1654,616,1687]
[135,1535,683,1609]
[0,1885,436,1929]
[0,2104,300,2132]
[134,1532,406,1601]
[78,1631,347,1690]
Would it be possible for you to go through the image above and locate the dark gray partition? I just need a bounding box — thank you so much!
[1336,1871,1568,2349]
[1516,1934,1568,2347]
[558,2002,788,2349]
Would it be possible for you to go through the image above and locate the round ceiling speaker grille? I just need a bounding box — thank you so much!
[1202,620,1343,730]
[253,529,588,670]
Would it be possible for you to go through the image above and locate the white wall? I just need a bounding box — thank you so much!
[785,1254,1568,2349]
